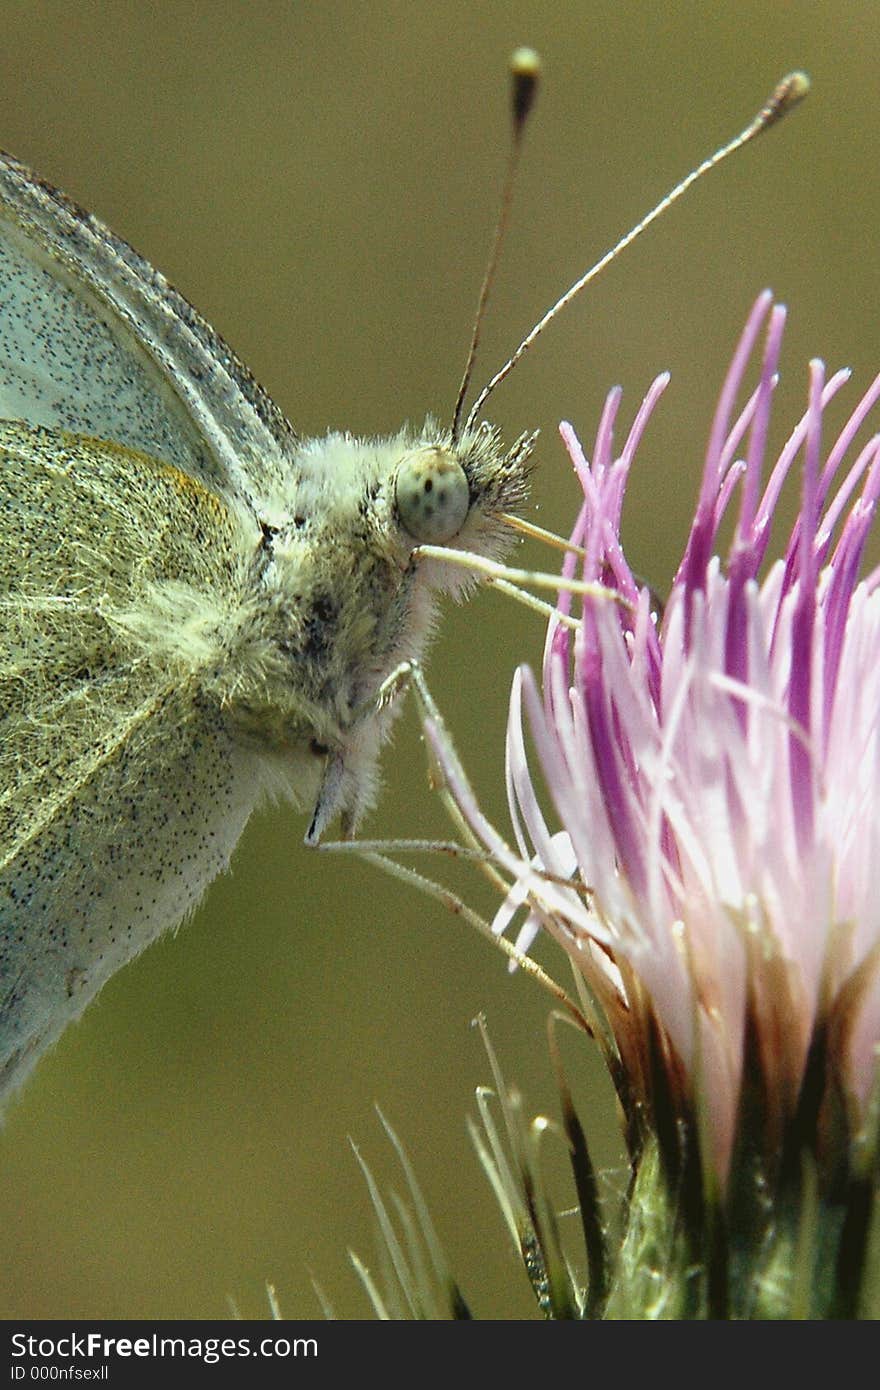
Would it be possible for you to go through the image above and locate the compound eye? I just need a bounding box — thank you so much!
[395,447,470,543]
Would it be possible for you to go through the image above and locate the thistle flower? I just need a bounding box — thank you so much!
[432,293,880,1316]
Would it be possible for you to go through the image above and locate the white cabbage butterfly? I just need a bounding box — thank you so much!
[0,134,537,1100]
[0,56,806,1103]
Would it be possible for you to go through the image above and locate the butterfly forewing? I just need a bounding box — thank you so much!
[0,151,297,506]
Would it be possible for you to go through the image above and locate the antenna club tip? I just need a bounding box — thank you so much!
[510,46,541,127]
[762,69,811,127]
[510,45,541,76]
[780,69,811,100]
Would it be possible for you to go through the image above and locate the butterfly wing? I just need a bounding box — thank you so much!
[0,150,312,1098]
[0,422,269,1096]
[0,149,297,507]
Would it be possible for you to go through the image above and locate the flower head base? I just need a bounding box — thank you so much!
[432,294,880,1314]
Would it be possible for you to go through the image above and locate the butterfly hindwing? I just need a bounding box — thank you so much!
[0,422,266,1094]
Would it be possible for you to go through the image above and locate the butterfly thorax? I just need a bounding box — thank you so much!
[205,423,535,831]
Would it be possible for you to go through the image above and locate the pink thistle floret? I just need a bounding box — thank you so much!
[458,293,880,1183]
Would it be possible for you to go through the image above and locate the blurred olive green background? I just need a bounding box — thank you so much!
[1,0,877,1319]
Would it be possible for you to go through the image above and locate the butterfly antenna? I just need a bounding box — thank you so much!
[465,69,810,433]
[450,47,541,444]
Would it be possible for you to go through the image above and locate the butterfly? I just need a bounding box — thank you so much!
[0,58,805,1103]
[0,146,534,1101]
